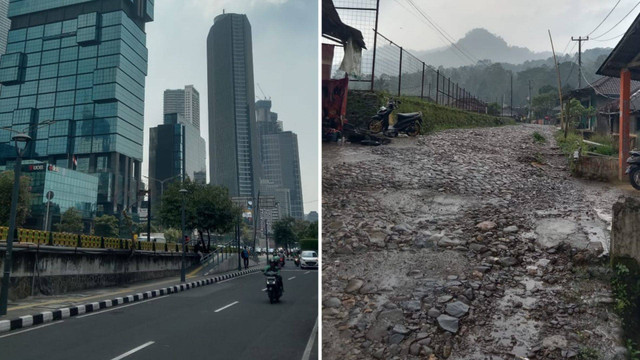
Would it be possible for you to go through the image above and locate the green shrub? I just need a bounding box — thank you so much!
[533,132,546,143]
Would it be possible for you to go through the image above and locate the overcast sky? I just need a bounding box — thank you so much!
[379,0,639,57]
[143,0,318,213]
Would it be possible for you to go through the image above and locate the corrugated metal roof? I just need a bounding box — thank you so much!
[597,12,640,80]
[573,76,640,97]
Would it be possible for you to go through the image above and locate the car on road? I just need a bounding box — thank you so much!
[299,251,318,269]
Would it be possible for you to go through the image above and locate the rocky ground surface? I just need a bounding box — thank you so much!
[322,124,636,360]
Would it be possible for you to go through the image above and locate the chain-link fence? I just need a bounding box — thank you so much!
[371,32,487,113]
[327,0,488,114]
[329,0,378,90]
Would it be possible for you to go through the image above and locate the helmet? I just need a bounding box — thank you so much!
[271,256,279,265]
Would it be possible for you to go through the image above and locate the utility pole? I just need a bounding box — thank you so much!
[571,36,589,88]
[528,80,533,121]
[510,73,513,119]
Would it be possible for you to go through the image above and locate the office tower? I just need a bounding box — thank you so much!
[257,100,304,220]
[207,13,260,198]
[148,113,205,205]
[0,0,9,55]
[0,0,154,216]
[163,84,199,130]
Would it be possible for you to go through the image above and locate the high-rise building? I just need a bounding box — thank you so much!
[163,85,199,130]
[207,13,261,198]
[0,0,154,216]
[257,100,304,220]
[148,112,205,205]
[0,0,10,55]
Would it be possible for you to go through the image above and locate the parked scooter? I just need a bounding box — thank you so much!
[368,99,423,137]
[626,150,640,190]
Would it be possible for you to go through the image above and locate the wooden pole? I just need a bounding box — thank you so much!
[548,30,565,135]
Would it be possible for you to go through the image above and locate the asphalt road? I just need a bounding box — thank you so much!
[0,267,318,360]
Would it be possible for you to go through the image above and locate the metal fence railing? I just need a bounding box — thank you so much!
[371,32,487,113]
[1,226,190,253]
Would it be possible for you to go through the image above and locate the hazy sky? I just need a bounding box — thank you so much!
[143,0,318,213]
[379,0,639,57]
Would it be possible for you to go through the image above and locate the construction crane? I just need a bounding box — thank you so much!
[256,83,270,100]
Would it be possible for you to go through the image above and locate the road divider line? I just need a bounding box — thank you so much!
[76,296,167,319]
[304,271,310,274]
[110,341,155,360]
[0,321,64,339]
[302,317,318,360]
[261,288,267,291]
[214,301,239,313]
[288,276,296,280]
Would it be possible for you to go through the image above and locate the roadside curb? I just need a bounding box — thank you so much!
[0,267,262,334]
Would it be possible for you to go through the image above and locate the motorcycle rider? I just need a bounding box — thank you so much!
[263,256,284,292]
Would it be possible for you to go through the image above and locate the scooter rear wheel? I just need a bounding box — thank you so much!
[369,119,383,133]
[630,167,640,190]
[407,120,420,137]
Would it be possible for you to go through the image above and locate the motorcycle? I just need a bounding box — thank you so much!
[294,253,300,267]
[368,99,423,137]
[626,150,640,190]
[266,275,283,304]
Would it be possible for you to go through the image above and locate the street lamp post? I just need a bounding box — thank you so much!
[237,214,241,271]
[179,188,187,283]
[0,133,32,316]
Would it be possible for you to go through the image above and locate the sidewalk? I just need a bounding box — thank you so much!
[3,256,265,321]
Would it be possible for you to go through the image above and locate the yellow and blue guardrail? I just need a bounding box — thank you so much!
[0,226,188,253]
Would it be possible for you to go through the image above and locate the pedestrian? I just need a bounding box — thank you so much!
[241,246,249,269]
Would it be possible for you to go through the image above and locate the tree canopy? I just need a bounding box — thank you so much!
[0,171,31,227]
[55,208,83,233]
[94,215,119,238]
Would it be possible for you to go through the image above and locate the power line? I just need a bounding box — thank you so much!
[587,0,622,36]
[591,32,625,41]
[591,0,640,39]
[403,0,480,65]
[580,71,618,99]
[389,0,471,66]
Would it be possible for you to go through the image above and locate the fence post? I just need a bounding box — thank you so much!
[420,62,425,100]
[435,70,439,105]
[447,78,451,107]
[370,0,380,91]
[456,84,459,108]
[397,46,403,97]
[100,236,104,248]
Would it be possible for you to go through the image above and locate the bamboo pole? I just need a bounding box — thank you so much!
[548,30,566,136]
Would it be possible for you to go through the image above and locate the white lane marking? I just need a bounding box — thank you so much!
[302,317,318,360]
[76,296,167,319]
[261,288,267,291]
[110,341,155,360]
[288,276,296,280]
[0,321,64,339]
[304,271,310,274]
[214,301,239,313]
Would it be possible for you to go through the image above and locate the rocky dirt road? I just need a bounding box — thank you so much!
[322,124,634,359]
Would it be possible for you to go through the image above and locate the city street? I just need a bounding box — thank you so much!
[0,267,318,360]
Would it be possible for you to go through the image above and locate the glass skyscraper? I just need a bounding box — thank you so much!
[0,0,153,216]
[207,13,261,199]
[148,112,206,205]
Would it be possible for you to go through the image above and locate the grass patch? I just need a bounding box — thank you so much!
[533,132,546,143]
[345,91,515,134]
[577,347,600,360]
